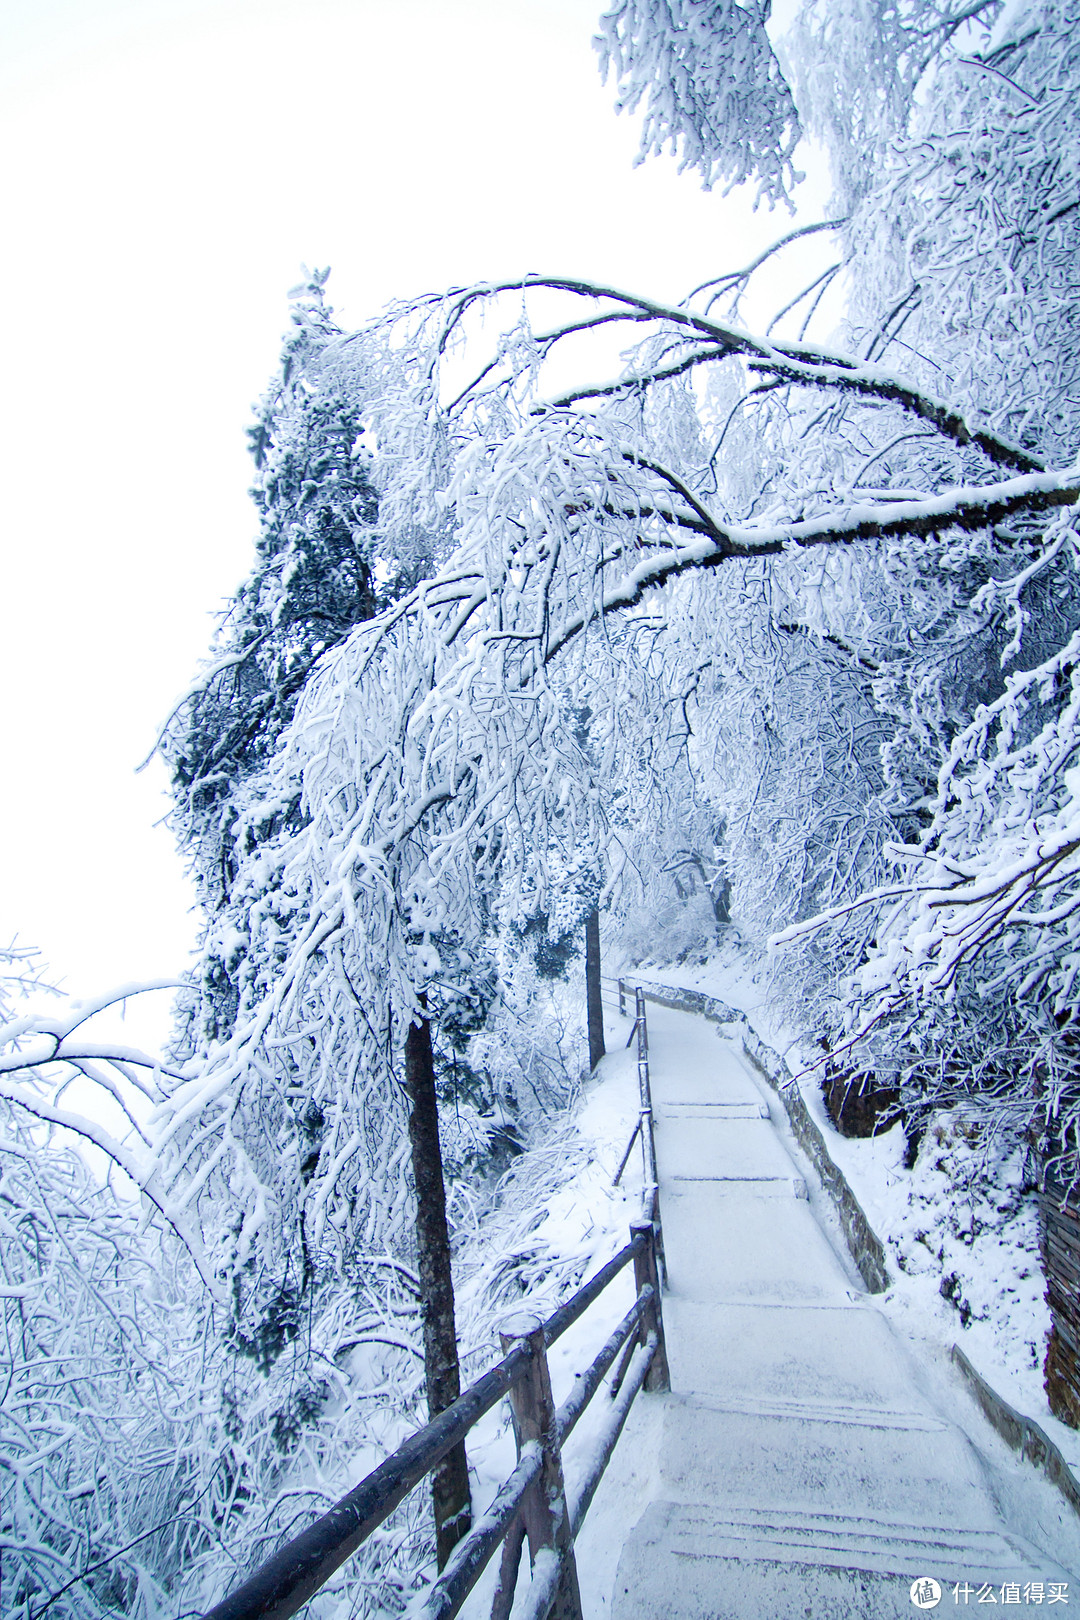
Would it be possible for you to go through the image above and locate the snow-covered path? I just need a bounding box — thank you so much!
[591,1003,1077,1618]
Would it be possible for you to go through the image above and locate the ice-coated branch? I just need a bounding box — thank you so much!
[688,218,848,314]
[0,1075,222,1297]
[436,273,1044,473]
[544,470,1080,666]
[778,533,1080,1059]
[595,0,802,206]
[0,980,222,1295]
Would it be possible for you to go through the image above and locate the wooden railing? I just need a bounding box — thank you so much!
[203,996,668,1620]
[602,980,662,1222]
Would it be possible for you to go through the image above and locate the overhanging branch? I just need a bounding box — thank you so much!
[444,274,1044,474]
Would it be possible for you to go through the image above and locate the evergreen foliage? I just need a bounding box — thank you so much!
[164,270,379,1044]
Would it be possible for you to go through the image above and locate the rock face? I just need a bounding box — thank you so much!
[822,1062,900,1139]
[1040,1180,1080,1429]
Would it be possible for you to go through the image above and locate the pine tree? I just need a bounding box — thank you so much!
[165,270,379,1045]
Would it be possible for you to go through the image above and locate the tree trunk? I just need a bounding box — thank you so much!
[404,1008,472,1567]
[585,905,606,1072]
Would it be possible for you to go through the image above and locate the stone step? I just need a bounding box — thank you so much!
[662,1300,919,1404]
[612,1500,1068,1620]
[655,1114,796,1180]
[656,1397,993,1520]
[660,1101,770,1120]
[661,1184,855,1305]
[655,1500,1055,1576]
[686,1390,947,1432]
[670,1173,807,1198]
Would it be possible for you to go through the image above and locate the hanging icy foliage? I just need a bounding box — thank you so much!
[595,0,803,205]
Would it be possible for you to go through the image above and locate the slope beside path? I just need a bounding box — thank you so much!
[579,1001,1079,1619]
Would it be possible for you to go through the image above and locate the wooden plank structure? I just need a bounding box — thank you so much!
[607,984,661,1220]
[201,996,667,1620]
[1040,1175,1080,1429]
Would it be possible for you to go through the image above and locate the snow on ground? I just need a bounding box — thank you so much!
[444,1005,650,1619]
[624,934,1080,1467]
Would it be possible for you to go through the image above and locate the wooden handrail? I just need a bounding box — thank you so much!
[567,1333,658,1538]
[556,1287,653,1444]
[202,1210,668,1620]
[203,1342,535,1620]
[416,1290,657,1620]
[611,985,666,1255]
[542,1233,644,1348]
[635,989,657,1198]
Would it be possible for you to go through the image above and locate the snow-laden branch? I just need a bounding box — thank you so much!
[429,273,1045,472]
[0,980,222,1297]
[0,978,183,1080]
[595,0,802,205]
[688,218,848,314]
[145,260,1080,1290]
[545,467,1080,660]
[0,1074,223,1299]
[775,538,1080,1080]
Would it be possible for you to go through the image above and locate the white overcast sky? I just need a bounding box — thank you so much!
[0,0,829,1050]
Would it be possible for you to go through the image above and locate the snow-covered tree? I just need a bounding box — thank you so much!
[163,271,380,1048]
[138,251,1075,1332]
[595,0,802,204]
[12,0,1080,1607]
[762,0,1080,1162]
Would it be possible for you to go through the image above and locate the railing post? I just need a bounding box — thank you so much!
[617,977,626,1018]
[497,1315,584,1620]
[630,1220,671,1393]
[635,989,656,1194]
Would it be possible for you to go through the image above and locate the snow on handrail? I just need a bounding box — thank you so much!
[202,1215,668,1620]
[611,985,667,1277]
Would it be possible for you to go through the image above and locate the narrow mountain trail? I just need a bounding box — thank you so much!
[579,1001,1079,1618]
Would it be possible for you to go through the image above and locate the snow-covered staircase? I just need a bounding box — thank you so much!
[604,1004,1074,1618]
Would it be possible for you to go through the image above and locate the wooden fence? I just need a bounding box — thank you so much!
[603,982,665,1276]
[202,995,667,1620]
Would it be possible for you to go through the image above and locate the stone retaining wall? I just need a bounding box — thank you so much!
[951,1344,1080,1516]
